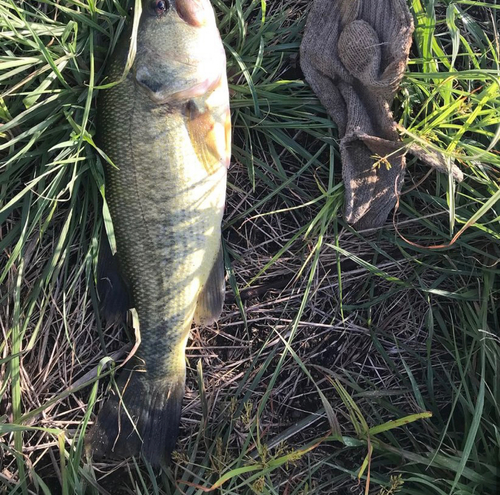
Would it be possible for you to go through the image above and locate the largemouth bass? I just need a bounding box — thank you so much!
[89,0,230,466]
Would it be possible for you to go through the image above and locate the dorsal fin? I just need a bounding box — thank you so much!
[97,232,131,324]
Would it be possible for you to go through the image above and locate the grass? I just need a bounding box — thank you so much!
[1,0,499,493]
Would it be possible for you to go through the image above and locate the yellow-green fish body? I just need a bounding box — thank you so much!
[89,0,230,465]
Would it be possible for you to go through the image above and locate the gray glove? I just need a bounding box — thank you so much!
[301,0,461,229]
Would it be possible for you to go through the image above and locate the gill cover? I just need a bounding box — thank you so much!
[134,0,226,103]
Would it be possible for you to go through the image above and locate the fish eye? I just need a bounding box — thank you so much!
[154,0,168,16]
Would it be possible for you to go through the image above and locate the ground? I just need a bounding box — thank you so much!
[0,1,499,494]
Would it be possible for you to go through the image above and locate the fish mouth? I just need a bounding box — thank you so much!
[175,0,212,27]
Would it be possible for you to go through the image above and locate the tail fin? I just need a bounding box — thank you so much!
[88,363,185,466]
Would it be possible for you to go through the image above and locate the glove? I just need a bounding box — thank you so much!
[301,0,461,229]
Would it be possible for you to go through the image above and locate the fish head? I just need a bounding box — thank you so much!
[134,0,226,104]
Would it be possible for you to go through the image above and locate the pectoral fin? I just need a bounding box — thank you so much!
[186,100,231,174]
[194,246,225,326]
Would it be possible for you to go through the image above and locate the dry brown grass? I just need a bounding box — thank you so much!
[1,0,499,494]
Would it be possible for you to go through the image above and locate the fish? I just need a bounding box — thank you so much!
[88,0,231,466]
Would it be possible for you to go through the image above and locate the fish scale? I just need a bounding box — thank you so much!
[101,62,225,375]
[88,0,230,466]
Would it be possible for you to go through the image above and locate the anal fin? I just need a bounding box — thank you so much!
[194,246,225,326]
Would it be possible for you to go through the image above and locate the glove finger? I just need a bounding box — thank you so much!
[338,20,382,85]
